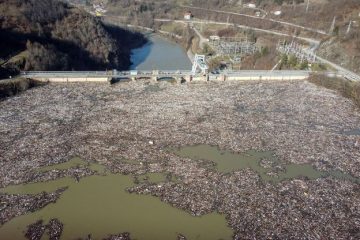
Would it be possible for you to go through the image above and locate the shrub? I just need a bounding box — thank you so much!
[309,74,360,108]
[25,41,69,71]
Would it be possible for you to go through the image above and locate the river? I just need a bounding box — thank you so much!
[130,34,192,71]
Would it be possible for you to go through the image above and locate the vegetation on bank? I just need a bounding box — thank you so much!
[0,78,45,100]
[0,0,147,76]
[309,74,360,108]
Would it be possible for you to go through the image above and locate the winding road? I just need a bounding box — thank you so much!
[154,18,360,81]
[180,5,328,35]
[155,18,321,46]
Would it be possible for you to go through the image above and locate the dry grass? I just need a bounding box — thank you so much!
[308,74,360,108]
[160,22,184,35]
[0,78,43,99]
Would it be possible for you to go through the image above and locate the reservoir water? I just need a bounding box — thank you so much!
[1,145,358,239]
[171,145,359,184]
[0,158,233,240]
[130,34,192,71]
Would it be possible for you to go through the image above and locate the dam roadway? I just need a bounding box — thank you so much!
[22,70,315,83]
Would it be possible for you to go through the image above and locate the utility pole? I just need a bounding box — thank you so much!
[306,0,310,13]
[346,20,352,35]
[329,16,336,34]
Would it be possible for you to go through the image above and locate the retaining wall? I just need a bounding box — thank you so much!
[33,77,111,83]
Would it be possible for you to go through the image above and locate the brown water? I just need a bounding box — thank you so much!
[0,159,233,240]
[171,145,359,183]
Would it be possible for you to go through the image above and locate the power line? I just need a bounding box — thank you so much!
[306,0,310,13]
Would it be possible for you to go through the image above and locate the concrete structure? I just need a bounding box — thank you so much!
[22,70,313,83]
[184,12,192,20]
[209,35,220,41]
[31,77,111,83]
[152,70,159,82]
[191,54,208,75]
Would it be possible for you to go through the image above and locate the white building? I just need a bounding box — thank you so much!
[184,12,192,20]
[209,35,220,41]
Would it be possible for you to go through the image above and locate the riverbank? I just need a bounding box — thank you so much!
[0,78,45,100]
[109,20,196,64]
[0,1,148,74]
[309,74,360,108]
[0,80,359,239]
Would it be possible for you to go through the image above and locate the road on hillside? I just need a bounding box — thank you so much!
[180,5,328,35]
[155,18,360,81]
[155,18,321,46]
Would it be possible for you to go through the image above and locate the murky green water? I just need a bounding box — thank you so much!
[37,157,106,175]
[0,159,233,240]
[171,145,359,184]
[38,157,87,172]
[136,172,180,184]
[137,173,167,184]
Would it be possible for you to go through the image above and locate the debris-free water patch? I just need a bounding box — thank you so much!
[171,145,359,184]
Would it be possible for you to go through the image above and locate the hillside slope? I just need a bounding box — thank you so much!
[0,0,146,76]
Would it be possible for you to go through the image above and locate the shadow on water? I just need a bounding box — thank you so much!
[171,145,359,184]
[0,158,233,240]
[130,38,153,70]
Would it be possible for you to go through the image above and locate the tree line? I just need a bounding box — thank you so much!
[0,0,147,73]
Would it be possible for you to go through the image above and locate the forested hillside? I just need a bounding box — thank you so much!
[0,0,146,77]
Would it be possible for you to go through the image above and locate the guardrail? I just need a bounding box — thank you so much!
[22,70,310,76]
[21,70,192,77]
[24,70,359,82]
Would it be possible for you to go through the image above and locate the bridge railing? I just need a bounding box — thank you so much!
[23,70,353,80]
[21,70,194,77]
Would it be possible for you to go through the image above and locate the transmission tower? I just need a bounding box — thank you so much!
[329,16,336,34]
[306,0,310,13]
[346,20,352,35]
[208,37,258,61]
[191,54,208,75]
[276,40,317,63]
